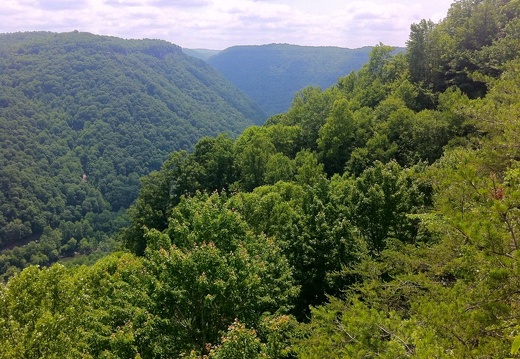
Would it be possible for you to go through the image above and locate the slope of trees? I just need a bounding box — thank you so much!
[3,0,520,357]
[0,31,265,277]
[207,44,383,116]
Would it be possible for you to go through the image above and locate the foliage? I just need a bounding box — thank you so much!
[143,192,298,356]
[4,0,520,357]
[0,31,263,274]
[0,264,88,359]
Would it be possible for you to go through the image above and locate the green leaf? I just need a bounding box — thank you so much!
[511,335,520,355]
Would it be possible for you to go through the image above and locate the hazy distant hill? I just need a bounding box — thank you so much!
[183,48,221,61]
[207,44,375,116]
[0,31,264,255]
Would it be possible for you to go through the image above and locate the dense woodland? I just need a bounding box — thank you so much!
[0,32,264,278]
[207,44,377,116]
[2,0,520,357]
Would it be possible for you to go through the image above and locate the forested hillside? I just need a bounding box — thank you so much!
[3,0,520,358]
[0,31,264,276]
[207,44,375,116]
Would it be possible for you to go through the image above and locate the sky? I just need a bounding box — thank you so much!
[1,0,454,50]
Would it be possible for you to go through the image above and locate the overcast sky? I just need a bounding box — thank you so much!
[2,0,454,50]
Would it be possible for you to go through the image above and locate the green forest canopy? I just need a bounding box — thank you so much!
[0,31,264,275]
[2,0,520,357]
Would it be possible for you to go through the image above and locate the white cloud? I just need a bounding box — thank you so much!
[38,0,88,10]
[0,0,454,49]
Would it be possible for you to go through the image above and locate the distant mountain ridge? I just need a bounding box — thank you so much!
[206,44,380,116]
[0,31,264,256]
[182,48,221,61]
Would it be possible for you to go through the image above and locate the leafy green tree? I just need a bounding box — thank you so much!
[209,320,266,359]
[264,153,295,185]
[78,252,152,359]
[407,19,438,86]
[367,43,396,81]
[234,127,276,191]
[276,86,337,150]
[346,134,398,178]
[144,193,298,356]
[317,98,358,175]
[192,134,236,192]
[294,150,326,186]
[467,59,520,168]
[123,150,189,255]
[416,0,513,97]
[230,179,358,317]
[0,265,89,359]
[264,124,302,158]
[298,298,415,359]
[344,161,430,253]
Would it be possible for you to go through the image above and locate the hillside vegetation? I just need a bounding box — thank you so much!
[3,0,520,358]
[207,44,375,116]
[0,31,264,276]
